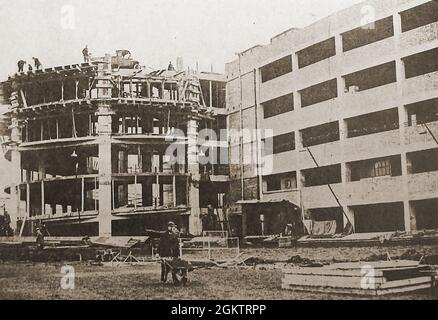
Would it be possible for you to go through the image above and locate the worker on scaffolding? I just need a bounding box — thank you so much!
[82,46,90,63]
[168,61,175,71]
[17,60,26,73]
[158,221,182,285]
[32,57,42,70]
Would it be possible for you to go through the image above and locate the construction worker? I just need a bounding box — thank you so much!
[168,61,175,71]
[158,221,181,284]
[17,60,26,73]
[82,46,90,63]
[32,57,42,70]
[36,227,45,250]
[27,64,33,72]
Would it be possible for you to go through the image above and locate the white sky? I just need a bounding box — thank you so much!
[0,0,363,193]
[0,0,363,76]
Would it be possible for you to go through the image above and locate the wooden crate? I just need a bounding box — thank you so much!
[282,260,435,296]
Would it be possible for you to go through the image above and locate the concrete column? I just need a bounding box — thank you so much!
[9,117,22,233]
[339,117,352,229]
[187,119,201,235]
[9,149,21,233]
[335,32,346,97]
[97,105,114,237]
[394,8,413,232]
[295,132,304,190]
[292,53,299,73]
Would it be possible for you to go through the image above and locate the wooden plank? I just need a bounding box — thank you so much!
[281,284,377,296]
[375,283,432,296]
[282,275,386,289]
[282,275,433,296]
[380,276,433,290]
[282,281,432,296]
[283,268,384,277]
[326,260,419,270]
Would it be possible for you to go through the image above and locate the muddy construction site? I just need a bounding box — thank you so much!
[1,239,438,300]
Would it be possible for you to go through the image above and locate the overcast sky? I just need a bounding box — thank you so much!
[0,0,363,76]
[0,0,363,194]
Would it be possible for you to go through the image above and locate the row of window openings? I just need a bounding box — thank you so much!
[19,178,191,217]
[22,115,226,142]
[260,1,438,83]
[263,51,438,118]
[264,97,438,149]
[264,115,401,153]
[19,78,184,107]
[263,151,437,192]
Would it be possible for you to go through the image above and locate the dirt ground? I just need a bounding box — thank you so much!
[0,245,438,300]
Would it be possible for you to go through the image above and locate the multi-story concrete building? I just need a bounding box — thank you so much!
[225,0,438,237]
[0,52,228,237]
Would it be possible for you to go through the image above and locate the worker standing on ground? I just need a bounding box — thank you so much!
[158,221,181,284]
[82,45,90,63]
[17,60,26,73]
[36,227,45,250]
[32,57,42,70]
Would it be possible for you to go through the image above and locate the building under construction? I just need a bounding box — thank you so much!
[0,51,228,237]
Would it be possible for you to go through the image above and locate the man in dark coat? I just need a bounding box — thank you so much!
[158,221,180,284]
[17,60,26,73]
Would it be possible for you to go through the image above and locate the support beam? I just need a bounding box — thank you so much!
[187,119,201,235]
[41,181,45,216]
[134,174,138,210]
[173,175,177,207]
[209,80,213,108]
[26,183,30,218]
[75,80,79,100]
[81,177,85,213]
[20,89,28,108]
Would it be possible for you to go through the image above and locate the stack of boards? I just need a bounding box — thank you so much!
[282,260,436,296]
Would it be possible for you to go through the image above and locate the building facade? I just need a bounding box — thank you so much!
[225,0,438,236]
[0,54,228,237]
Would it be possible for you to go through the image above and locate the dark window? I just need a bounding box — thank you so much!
[408,148,438,174]
[303,164,342,187]
[260,55,293,83]
[300,79,338,107]
[401,1,438,32]
[350,155,402,181]
[263,93,294,118]
[342,16,394,52]
[264,171,297,192]
[265,132,295,155]
[406,98,438,126]
[297,37,336,68]
[354,203,405,233]
[403,47,438,79]
[301,121,340,147]
[346,108,399,138]
[344,61,396,92]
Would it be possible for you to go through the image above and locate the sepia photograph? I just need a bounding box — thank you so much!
[0,0,438,308]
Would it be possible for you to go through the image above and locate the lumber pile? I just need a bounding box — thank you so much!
[282,260,436,296]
